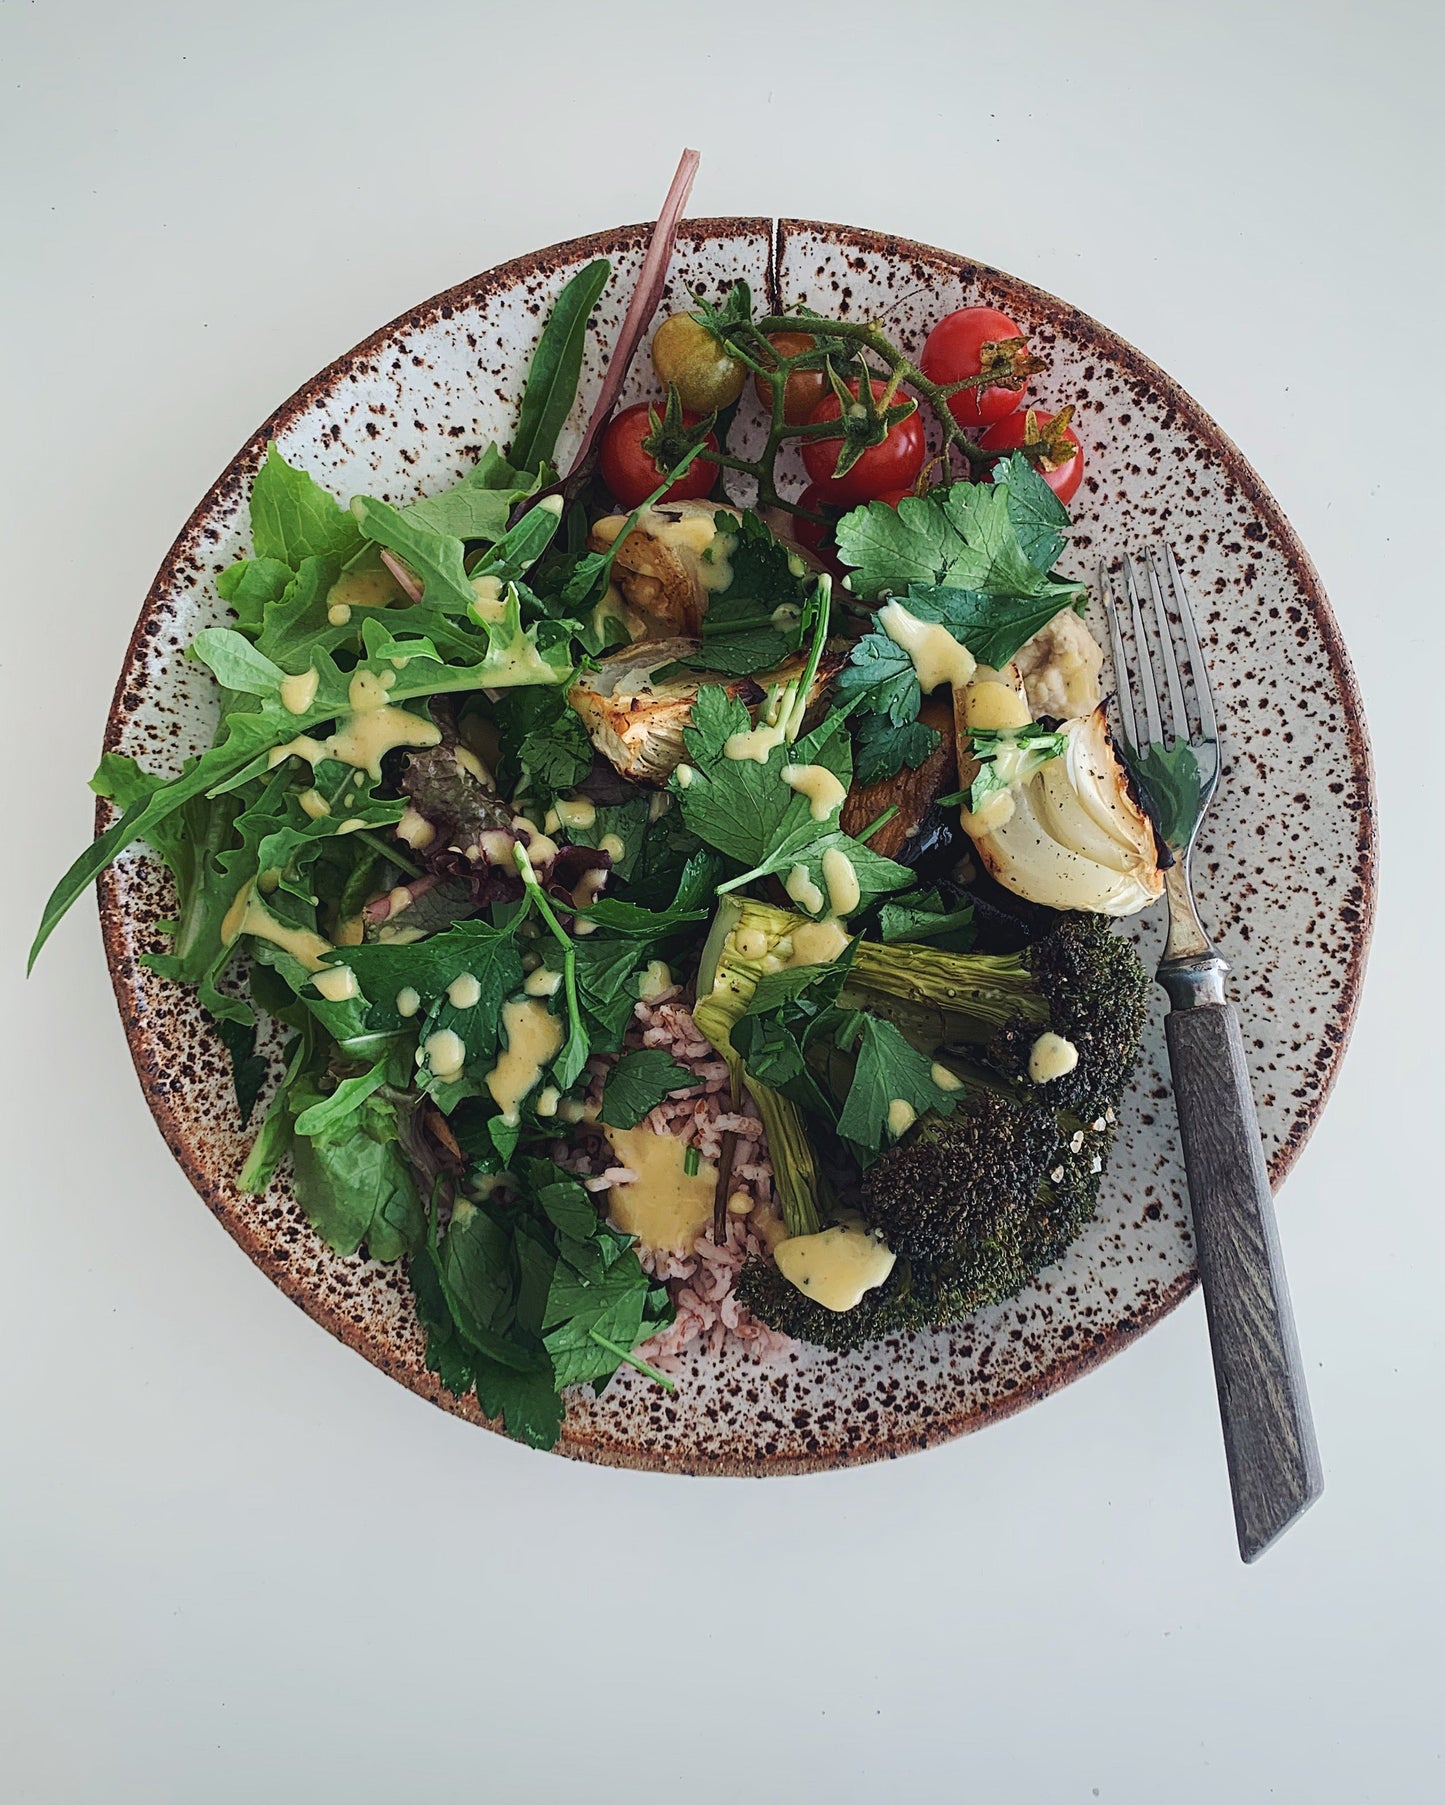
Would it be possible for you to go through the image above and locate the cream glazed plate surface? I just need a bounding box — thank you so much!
[96,219,1375,1473]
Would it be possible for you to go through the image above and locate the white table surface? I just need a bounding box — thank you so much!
[4,3,1441,1800]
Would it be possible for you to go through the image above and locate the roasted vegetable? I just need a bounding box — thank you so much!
[586,500,740,637]
[955,668,1163,916]
[569,639,843,786]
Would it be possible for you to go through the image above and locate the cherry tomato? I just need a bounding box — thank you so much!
[871,487,916,509]
[598,401,717,510]
[919,306,1038,429]
[651,313,745,412]
[788,483,838,558]
[753,331,829,425]
[979,407,1084,504]
[800,379,926,507]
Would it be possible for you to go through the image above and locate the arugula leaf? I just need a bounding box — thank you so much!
[291,1054,393,1137]
[599,1049,694,1129]
[190,627,286,702]
[1123,738,1202,845]
[853,714,942,787]
[402,443,543,541]
[249,443,363,569]
[876,888,976,950]
[834,1014,960,1154]
[350,495,476,613]
[218,556,293,632]
[510,258,611,474]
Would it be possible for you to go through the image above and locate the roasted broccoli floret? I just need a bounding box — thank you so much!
[848,910,1150,1120]
[733,908,1149,1353]
[737,1084,1113,1353]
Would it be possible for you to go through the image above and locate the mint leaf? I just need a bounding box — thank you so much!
[249,443,363,568]
[599,1049,694,1129]
[853,714,942,788]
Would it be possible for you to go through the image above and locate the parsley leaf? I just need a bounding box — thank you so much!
[599,1049,694,1129]
[834,630,920,724]
[834,1015,960,1154]
[675,690,911,914]
[901,582,1085,671]
[853,714,942,788]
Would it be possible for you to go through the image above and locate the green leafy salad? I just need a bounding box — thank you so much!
[35,253,1167,1449]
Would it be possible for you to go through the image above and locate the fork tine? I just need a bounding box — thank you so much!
[1144,546,1190,744]
[1099,560,1139,752]
[1124,554,1163,750]
[1163,543,1218,743]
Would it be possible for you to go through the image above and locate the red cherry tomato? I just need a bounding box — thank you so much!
[598,401,717,509]
[871,487,915,509]
[800,379,926,507]
[788,483,838,558]
[978,407,1085,504]
[919,306,1036,429]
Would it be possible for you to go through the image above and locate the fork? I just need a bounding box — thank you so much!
[1100,545,1323,1562]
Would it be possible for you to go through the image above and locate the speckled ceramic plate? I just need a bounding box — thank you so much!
[97,219,1375,1473]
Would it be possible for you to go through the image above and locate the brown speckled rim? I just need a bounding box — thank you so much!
[97,218,1376,1475]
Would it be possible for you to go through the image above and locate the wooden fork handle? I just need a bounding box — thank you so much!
[1165,1001,1324,1560]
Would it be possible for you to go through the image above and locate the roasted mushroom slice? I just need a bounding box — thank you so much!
[569,637,843,786]
[586,500,740,637]
[839,697,957,862]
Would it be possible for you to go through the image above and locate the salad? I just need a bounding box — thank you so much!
[35,205,1176,1451]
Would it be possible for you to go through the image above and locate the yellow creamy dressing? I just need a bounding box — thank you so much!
[221,883,332,971]
[785,863,826,915]
[931,1062,964,1091]
[424,1029,468,1084]
[639,959,673,1000]
[298,788,330,819]
[773,1221,897,1313]
[327,603,352,626]
[552,797,597,831]
[484,997,563,1124]
[820,845,861,916]
[787,918,852,966]
[878,601,977,693]
[675,764,695,788]
[603,1125,717,1254]
[734,927,770,962]
[522,966,563,999]
[534,1086,560,1118]
[395,805,436,849]
[329,564,404,612]
[447,972,482,1009]
[723,717,788,764]
[395,987,421,1018]
[965,789,1016,832]
[311,965,359,1003]
[280,668,320,715]
[886,1098,917,1137]
[962,672,1032,730]
[469,573,506,621]
[598,832,626,862]
[1028,1031,1079,1083]
[590,582,643,646]
[326,670,440,776]
[454,746,491,785]
[781,763,846,822]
